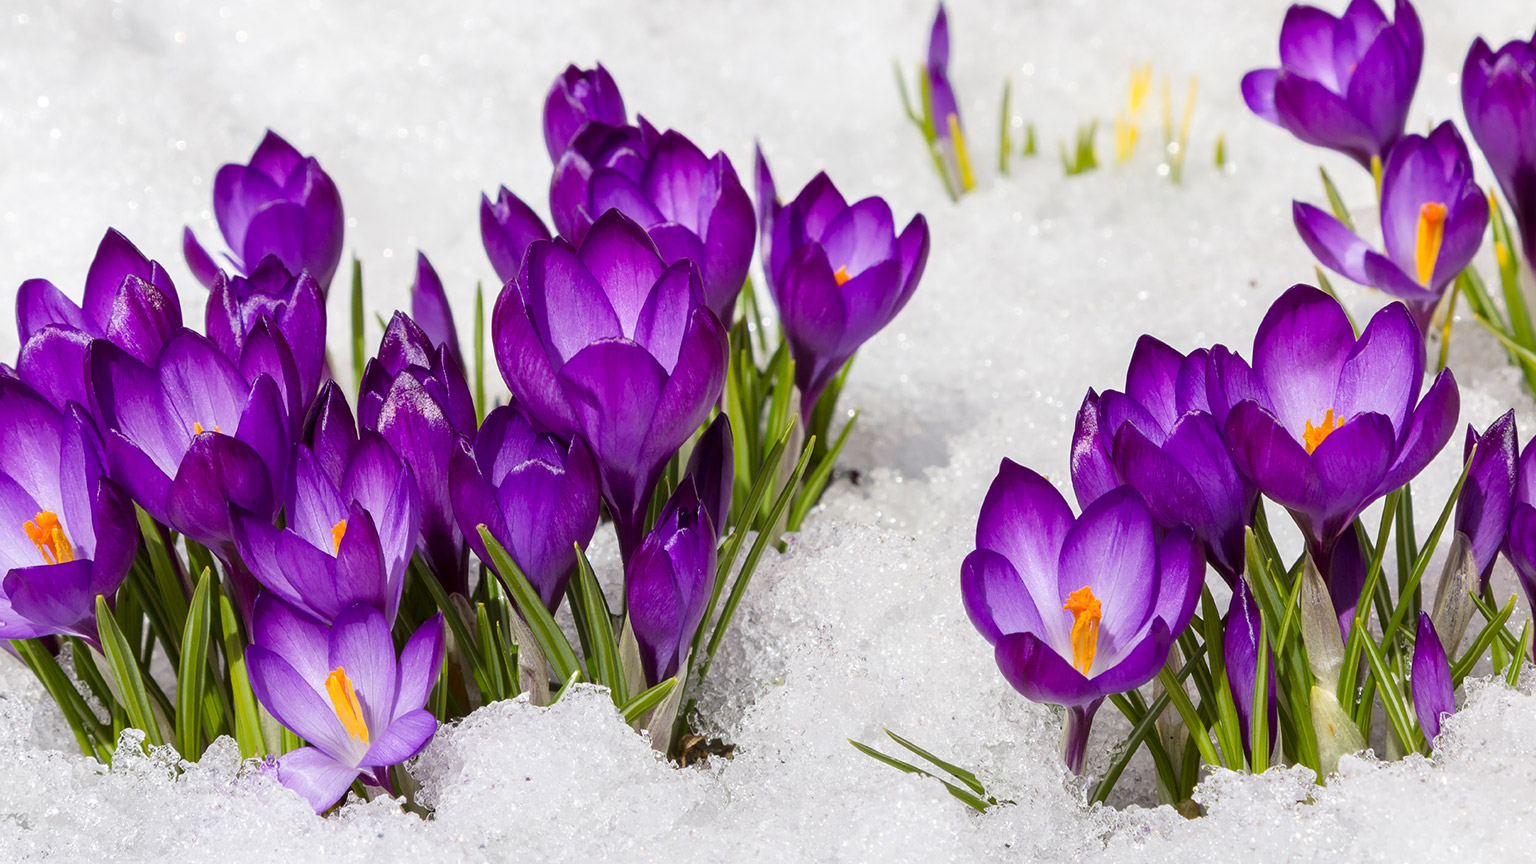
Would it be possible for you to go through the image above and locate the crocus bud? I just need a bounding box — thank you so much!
[1310,683,1366,778]
[626,479,716,686]
[924,3,972,193]
[1411,611,1455,746]
[542,64,627,163]
[1453,411,1518,587]
[1224,580,1276,765]
[480,186,553,285]
[207,257,326,426]
[684,413,734,534]
[1463,35,1536,266]
[410,252,461,366]
[1499,440,1536,659]
[1298,551,1345,689]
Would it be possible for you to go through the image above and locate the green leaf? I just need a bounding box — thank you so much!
[882,729,984,796]
[892,58,922,127]
[551,667,583,704]
[1508,622,1530,687]
[1155,664,1221,769]
[1340,490,1400,712]
[219,586,266,758]
[619,676,678,725]
[1358,630,1420,753]
[175,568,214,760]
[1092,643,1204,802]
[1381,452,1477,650]
[350,257,365,389]
[848,739,990,811]
[1318,166,1355,231]
[1251,620,1271,773]
[998,78,1013,176]
[95,595,163,747]
[411,556,497,702]
[13,638,105,759]
[475,602,506,701]
[1455,591,1516,685]
[789,410,858,531]
[476,526,580,683]
[570,544,624,703]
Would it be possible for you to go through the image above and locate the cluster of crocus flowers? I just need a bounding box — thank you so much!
[1464,32,1536,268]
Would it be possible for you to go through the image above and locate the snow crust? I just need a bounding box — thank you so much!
[4,0,1536,859]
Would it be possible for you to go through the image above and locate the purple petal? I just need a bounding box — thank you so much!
[1332,300,1423,432]
[994,631,1098,707]
[1411,611,1454,743]
[1069,390,1120,510]
[960,548,1047,645]
[410,252,461,363]
[481,187,553,286]
[976,458,1075,650]
[1377,368,1458,495]
[273,747,359,813]
[16,279,91,342]
[393,615,444,719]
[183,227,224,290]
[362,709,437,767]
[328,603,398,737]
[1242,68,1281,124]
[1252,284,1355,438]
[1057,487,1157,654]
[1293,202,1372,285]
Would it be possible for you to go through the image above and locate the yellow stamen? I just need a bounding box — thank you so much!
[331,519,347,554]
[325,667,369,744]
[1303,409,1340,454]
[22,511,74,565]
[1414,202,1448,286]
[192,422,222,435]
[833,266,851,286]
[1062,586,1102,675]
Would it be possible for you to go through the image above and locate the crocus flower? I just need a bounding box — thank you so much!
[961,460,1203,773]
[1070,336,1257,582]
[1208,285,1458,569]
[543,64,628,163]
[246,595,443,813]
[1241,0,1423,169]
[1499,436,1536,654]
[757,160,929,415]
[492,210,728,561]
[1328,526,1369,637]
[1411,610,1454,745]
[924,3,972,193]
[184,130,345,291]
[626,478,717,686]
[359,313,476,594]
[684,413,734,533]
[410,253,461,365]
[549,122,649,242]
[481,186,554,286]
[449,403,600,614]
[1463,34,1536,266]
[16,229,182,412]
[1293,122,1487,332]
[0,379,136,643]
[1224,581,1277,765]
[1453,411,1517,589]
[206,256,327,426]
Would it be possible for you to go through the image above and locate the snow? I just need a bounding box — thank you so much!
[4,0,1536,860]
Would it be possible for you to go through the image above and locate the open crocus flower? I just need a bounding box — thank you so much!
[542,64,628,163]
[450,403,600,614]
[481,186,554,286]
[359,313,476,595]
[1454,411,1517,589]
[627,478,716,686]
[1294,122,1487,332]
[183,130,345,291]
[246,595,443,813]
[1241,0,1423,169]
[206,256,326,427]
[1070,336,1257,582]
[0,379,136,643]
[1411,611,1454,745]
[15,229,182,412]
[492,209,727,561]
[1463,34,1536,265]
[757,160,929,415]
[409,253,461,365]
[961,460,1203,773]
[1209,285,1458,568]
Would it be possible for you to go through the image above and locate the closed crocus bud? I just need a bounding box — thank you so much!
[409,252,461,365]
[184,130,345,291]
[492,210,728,562]
[450,404,600,614]
[1327,526,1368,638]
[758,160,930,416]
[1241,0,1423,169]
[1294,122,1488,332]
[304,381,359,482]
[684,413,734,533]
[1210,285,1458,570]
[1454,411,1518,588]
[16,229,182,412]
[1463,35,1536,266]
[961,461,1204,774]
[0,379,137,643]
[1224,580,1277,765]
[753,144,781,276]
[549,122,651,243]
[925,3,972,193]
[543,64,628,163]
[480,186,554,286]
[1500,437,1536,655]
[207,257,326,426]
[1411,610,1455,746]
[627,479,716,686]
[247,596,443,813]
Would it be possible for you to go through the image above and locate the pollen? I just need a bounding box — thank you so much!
[23,511,74,565]
[192,422,222,435]
[1414,202,1448,286]
[1303,409,1340,454]
[833,266,852,286]
[1063,586,1102,675]
[331,519,347,554]
[325,667,369,744]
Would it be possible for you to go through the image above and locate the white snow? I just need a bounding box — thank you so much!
[4,0,1536,860]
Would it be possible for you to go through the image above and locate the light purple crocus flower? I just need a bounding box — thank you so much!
[627,477,717,686]
[481,186,554,286]
[410,253,461,366]
[961,460,1204,774]
[207,257,327,428]
[0,379,137,643]
[247,595,443,813]
[449,403,600,614]
[756,158,929,415]
[1454,411,1517,589]
[16,229,182,413]
[1294,122,1488,332]
[1208,285,1457,569]
[1070,336,1257,583]
[184,130,345,291]
[1224,581,1277,764]
[1463,34,1536,266]
[1241,0,1423,169]
[543,64,628,163]
[1411,610,1454,745]
[492,209,728,562]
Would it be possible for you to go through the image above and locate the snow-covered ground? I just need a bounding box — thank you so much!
[5,0,1536,860]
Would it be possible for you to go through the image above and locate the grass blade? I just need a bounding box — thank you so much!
[883,729,985,795]
[219,585,266,758]
[570,544,624,703]
[476,526,580,683]
[619,676,678,725]
[95,595,163,747]
[350,256,365,389]
[848,739,990,812]
[175,568,214,759]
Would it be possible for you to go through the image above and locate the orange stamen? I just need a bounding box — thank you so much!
[1303,409,1340,454]
[1062,586,1102,675]
[331,520,347,554]
[23,511,74,565]
[833,266,852,286]
[192,422,222,435]
[325,667,369,744]
[1414,202,1448,286]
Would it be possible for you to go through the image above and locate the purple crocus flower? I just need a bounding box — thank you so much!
[449,403,600,614]
[1499,437,1536,653]
[492,209,728,561]
[543,64,628,163]
[1411,610,1454,745]
[756,159,930,415]
[627,478,717,686]
[410,253,461,365]
[1463,34,1536,266]
[1328,526,1369,637]
[1070,336,1257,582]
[206,257,327,427]
[1224,581,1277,764]
[246,595,443,813]
[549,122,649,243]
[16,229,182,412]
[481,186,554,287]
[1294,122,1488,332]
[961,460,1204,774]
[924,3,971,192]
[0,379,137,643]
[1241,0,1424,169]
[1209,285,1458,568]
[684,413,734,533]
[184,130,345,291]
[1453,411,1517,588]
[359,313,476,594]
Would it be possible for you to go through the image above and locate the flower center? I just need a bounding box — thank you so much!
[192,422,222,435]
[325,667,369,744]
[833,266,851,286]
[23,511,74,565]
[1062,586,1102,675]
[1415,202,1448,286]
[331,519,347,554]
[1303,409,1340,454]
